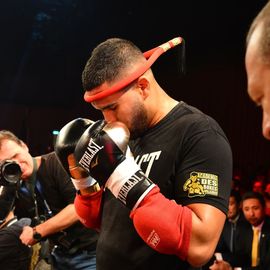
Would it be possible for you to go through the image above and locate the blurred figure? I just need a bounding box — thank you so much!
[264,182,270,216]
[227,189,243,223]
[252,179,264,194]
[245,1,270,140]
[0,185,32,270]
[206,189,246,269]
[232,167,243,194]
[231,177,242,194]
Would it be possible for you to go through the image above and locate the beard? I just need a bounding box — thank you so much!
[128,101,148,140]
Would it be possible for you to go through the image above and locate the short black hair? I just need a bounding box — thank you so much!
[82,38,145,91]
[242,191,265,208]
[230,189,242,205]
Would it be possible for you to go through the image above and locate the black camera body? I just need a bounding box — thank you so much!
[0,160,22,186]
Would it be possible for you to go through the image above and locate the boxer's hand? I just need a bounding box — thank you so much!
[55,118,98,190]
[74,120,155,209]
[74,121,193,259]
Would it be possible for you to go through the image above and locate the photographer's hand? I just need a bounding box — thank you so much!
[20,204,78,246]
[20,226,38,246]
[209,260,233,270]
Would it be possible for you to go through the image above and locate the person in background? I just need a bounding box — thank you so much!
[0,130,98,270]
[207,189,246,269]
[231,169,243,195]
[217,189,245,258]
[263,182,270,216]
[209,191,270,269]
[206,2,270,269]
[245,1,270,141]
[0,184,32,270]
[239,191,270,268]
[252,179,264,194]
[55,36,232,270]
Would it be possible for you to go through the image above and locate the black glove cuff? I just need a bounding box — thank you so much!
[118,170,153,209]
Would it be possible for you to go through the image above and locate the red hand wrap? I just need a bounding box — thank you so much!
[130,186,192,260]
[74,188,103,230]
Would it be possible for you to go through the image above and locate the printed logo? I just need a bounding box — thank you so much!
[78,138,104,172]
[118,171,143,204]
[183,171,218,197]
[90,156,99,169]
[147,230,160,248]
[135,151,161,177]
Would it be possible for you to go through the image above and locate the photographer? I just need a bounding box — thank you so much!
[0,184,32,270]
[0,129,98,270]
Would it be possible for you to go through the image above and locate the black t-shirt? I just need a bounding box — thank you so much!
[96,101,233,270]
[15,151,98,250]
[0,218,32,270]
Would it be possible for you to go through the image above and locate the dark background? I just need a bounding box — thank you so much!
[0,0,269,189]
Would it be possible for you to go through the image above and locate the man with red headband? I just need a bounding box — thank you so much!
[55,37,232,269]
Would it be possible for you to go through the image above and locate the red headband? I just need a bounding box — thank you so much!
[84,37,183,103]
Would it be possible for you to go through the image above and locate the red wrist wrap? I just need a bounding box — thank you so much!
[130,186,192,260]
[74,188,103,230]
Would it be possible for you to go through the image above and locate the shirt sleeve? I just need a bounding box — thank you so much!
[174,117,233,214]
[46,152,76,204]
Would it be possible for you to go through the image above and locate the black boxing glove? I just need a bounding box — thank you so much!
[74,120,156,209]
[74,120,192,259]
[55,118,98,190]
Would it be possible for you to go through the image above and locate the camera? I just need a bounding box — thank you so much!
[0,160,22,186]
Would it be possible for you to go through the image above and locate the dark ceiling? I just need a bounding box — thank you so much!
[1,0,270,186]
[0,0,266,106]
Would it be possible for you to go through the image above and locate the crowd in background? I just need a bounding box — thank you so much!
[203,165,270,270]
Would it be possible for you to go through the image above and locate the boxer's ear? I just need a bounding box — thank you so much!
[136,76,150,100]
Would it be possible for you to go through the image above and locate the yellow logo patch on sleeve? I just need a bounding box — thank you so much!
[183,171,218,197]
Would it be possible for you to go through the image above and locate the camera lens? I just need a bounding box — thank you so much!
[0,161,22,185]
